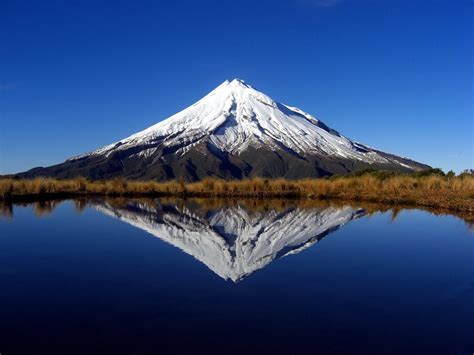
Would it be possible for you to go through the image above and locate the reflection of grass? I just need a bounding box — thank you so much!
[0,174,473,212]
[157,197,474,227]
[0,200,13,219]
[2,196,472,229]
[157,197,473,226]
[0,196,474,229]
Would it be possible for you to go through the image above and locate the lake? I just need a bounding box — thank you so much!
[0,198,472,355]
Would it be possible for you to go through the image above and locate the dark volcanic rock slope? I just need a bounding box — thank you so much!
[18,79,429,180]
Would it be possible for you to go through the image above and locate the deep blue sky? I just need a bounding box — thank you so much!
[1,0,472,174]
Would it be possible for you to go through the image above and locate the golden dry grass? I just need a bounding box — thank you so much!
[0,175,473,212]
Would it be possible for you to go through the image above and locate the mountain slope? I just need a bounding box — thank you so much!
[17,79,429,180]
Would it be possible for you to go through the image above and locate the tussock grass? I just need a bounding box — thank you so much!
[0,174,473,212]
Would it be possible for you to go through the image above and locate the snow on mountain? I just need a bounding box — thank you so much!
[92,199,365,282]
[72,79,397,165]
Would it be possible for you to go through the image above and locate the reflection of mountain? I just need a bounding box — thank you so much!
[93,200,365,282]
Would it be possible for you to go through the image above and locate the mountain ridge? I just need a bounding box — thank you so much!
[16,79,430,180]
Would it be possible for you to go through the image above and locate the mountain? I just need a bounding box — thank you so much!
[17,79,429,180]
[92,199,365,282]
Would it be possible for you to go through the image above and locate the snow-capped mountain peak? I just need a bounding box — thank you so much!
[21,79,428,180]
[223,78,253,88]
[79,79,385,161]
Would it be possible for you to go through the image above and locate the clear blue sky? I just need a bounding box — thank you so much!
[1,0,472,174]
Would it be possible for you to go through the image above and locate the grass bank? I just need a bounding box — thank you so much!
[0,173,473,212]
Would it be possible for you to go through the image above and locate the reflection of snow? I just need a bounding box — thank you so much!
[93,200,365,282]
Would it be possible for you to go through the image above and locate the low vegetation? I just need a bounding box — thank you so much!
[0,169,473,212]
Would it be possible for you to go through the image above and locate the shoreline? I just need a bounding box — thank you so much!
[2,189,473,213]
[1,175,473,213]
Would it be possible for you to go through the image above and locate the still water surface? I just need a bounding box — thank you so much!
[0,199,472,354]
